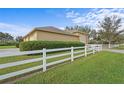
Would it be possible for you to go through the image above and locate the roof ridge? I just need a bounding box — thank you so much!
[35,26,63,31]
[23,26,86,39]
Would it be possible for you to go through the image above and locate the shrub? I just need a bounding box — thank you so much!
[0,41,18,46]
[16,42,20,48]
[19,41,84,51]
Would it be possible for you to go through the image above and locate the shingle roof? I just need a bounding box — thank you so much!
[23,26,87,38]
[34,26,72,35]
[35,26,63,32]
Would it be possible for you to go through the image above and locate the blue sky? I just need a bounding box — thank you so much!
[0,8,124,37]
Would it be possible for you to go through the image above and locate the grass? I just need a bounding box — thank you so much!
[0,46,16,49]
[113,45,124,50]
[0,49,84,76]
[15,51,124,84]
[0,55,41,75]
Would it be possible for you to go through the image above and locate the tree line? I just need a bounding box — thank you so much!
[0,32,23,46]
[0,15,124,47]
[65,15,124,45]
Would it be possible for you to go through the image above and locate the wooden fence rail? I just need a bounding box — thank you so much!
[0,45,102,81]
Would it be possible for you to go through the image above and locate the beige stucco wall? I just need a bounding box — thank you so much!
[79,34,88,44]
[36,30,79,42]
[72,32,88,44]
[23,30,88,43]
[23,31,37,41]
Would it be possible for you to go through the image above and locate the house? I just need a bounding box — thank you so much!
[23,26,88,44]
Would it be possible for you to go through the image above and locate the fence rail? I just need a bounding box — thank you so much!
[88,44,124,49]
[0,45,102,81]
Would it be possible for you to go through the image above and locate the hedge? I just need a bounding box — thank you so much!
[19,41,85,51]
[16,43,20,48]
[0,41,18,46]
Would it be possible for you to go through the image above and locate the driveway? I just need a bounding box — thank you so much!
[105,49,124,54]
[0,48,20,57]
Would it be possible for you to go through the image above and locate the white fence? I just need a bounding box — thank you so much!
[109,44,124,48]
[109,44,119,48]
[0,45,102,81]
[88,44,124,49]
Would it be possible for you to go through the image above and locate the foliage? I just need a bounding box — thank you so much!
[65,15,124,44]
[15,36,23,48]
[0,32,14,41]
[98,15,124,44]
[65,25,91,32]
[0,32,17,46]
[19,41,84,51]
[15,43,20,48]
[65,25,96,39]
[0,41,18,46]
[15,36,23,42]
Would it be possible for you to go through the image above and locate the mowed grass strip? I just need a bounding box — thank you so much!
[16,51,124,84]
[0,55,71,75]
[0,46,16,49]
[0,55,41,64]
[0,49,79,76]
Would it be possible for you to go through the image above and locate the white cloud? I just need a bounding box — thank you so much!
[0,23,65,37]
[58,27,65,30]
[66,11,80,18]
[0,22,32,37]
[66,8,124,30]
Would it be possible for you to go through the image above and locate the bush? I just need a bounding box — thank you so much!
[16,42,19,48]
[19,41,84,51]
[0,41,18,46]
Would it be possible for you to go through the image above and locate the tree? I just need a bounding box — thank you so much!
[0,32,13,42]
[114,34,124,43]
[15,36,23,42]
[65,25,96,40]
[98,15,124,48]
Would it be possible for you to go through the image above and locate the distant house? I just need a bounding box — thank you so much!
[23,26,88,44]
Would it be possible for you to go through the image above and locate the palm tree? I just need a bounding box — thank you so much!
[65,25,96,40]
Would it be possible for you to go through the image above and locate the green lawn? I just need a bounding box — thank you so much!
[0,49,85,81]
[0,46,16,49]
[0,55,41,75]
[15,51,124,84]
[113,45,124,50]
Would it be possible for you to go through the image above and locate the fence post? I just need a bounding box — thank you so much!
[43,48,46,72]
[97,45,100,52]
[101,45,103,51]
[109,43,111,48]
[71,46,74,62]
[85,45,87,57]
[93,46,95,54]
